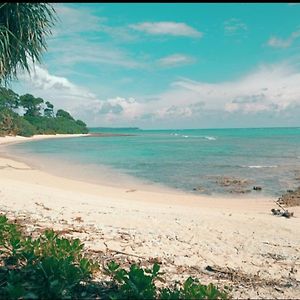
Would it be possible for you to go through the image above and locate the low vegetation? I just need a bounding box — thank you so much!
[0,87,88,137]
[0,214,229,299]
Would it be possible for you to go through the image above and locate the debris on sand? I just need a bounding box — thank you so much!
[271,208,294,218]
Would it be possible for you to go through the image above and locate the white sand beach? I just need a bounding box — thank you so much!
[0,135,299,299]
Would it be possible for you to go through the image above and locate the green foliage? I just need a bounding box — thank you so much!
[56,109,75,121]
[20,94,44,117]
[0,215,229,300]
[14,117,37,137]
[0,108,37,137]
[24,115,88,134]
[105,261,228,300]
[105,261,164,299]
[0,87,88,136]
[44,101,54,118]
[0,87,19,109]
[0,108,16,136]
[0,3,57,84]
[0,215,98,299]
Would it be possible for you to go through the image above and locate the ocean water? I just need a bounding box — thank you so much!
[7,127,300,197]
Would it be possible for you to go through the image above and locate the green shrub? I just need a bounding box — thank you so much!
[105,261,163,299]
[0,215,229,299]
[105,260,229,300]
[0,108,19,136]
[14,117,37,137]
[0,215,98,299]
[24,115,88,135]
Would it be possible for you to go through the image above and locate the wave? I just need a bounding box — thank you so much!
[242,165,278,169]
[203,136,216,141]
[169,133,217,140]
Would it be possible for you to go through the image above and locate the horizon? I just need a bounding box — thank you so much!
[10,3,300,129]
[89,125,300,130]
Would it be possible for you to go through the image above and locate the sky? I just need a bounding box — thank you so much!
[11,3,300,129]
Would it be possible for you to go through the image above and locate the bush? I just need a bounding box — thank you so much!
[0,215,229,299]
[105,261,229,300]
[24,116,88,135]
[0,215,98,299]
[14,117,37,137]
[0,108,19,136]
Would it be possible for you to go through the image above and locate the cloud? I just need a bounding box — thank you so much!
[158,54,195,67]
[53,4,105,36]
[48,4,142,70]
[170,63,300,114]
[16,64,145,125]
[129,22,202,38]
[224,18,247,35]
[48,38,143,69]
[267,30,300,48]
[18,64,99,115]
[16,62,300,128]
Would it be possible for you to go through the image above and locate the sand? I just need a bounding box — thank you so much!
[0,135,299,298]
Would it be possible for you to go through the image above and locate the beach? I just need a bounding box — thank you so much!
[0,135,300,299]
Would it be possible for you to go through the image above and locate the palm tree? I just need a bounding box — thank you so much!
[0,3,56,85]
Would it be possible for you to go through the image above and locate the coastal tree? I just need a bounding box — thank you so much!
[56,109,74,120]
[44,101,54,118]
[0,3,56,85]
[20,94,44,117]
[0,87,19,110]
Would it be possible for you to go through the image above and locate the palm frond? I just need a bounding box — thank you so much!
[0,3,57,85]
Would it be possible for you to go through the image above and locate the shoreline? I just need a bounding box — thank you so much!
[1,133,284,199]
[0,133,91,146]
[0,134,300,298]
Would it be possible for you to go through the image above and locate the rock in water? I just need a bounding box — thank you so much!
[253,186,262,191]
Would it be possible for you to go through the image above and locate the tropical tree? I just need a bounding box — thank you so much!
[56,109,74,120]
[0,87,19,109]
[0,3,56,84]
[44,101,54,118]
[20,94,44,117]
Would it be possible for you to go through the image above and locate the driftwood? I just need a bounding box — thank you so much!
[271,201,294,218]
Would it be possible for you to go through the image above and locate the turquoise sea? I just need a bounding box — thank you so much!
[7,127,300,197]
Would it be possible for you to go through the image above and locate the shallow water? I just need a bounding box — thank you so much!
[7,127,300,197]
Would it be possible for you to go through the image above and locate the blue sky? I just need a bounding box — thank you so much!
[13,3,300,129]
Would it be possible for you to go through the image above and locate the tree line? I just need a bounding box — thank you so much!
[0,87,88,136]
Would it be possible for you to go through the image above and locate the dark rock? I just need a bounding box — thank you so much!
[193,186,205,192]
[215,176,253,187]
[253,186,262,191]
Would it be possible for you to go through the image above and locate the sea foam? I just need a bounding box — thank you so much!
[246,165,278,169]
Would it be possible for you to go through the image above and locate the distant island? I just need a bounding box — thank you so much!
[0,87,88,137]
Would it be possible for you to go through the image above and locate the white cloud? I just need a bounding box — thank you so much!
[267,30,300,48]
[18,64,99,116]
[129,22,202,38]
[48,4,142,70]
[53,4,105,36]
[169,63,300,114]
[224,18,247,35]
[158,54,195,67]
[15,62,300,128]
[48,38,143,69]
